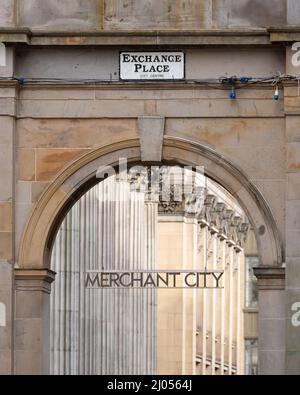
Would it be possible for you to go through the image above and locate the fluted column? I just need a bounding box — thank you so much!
[50,175,157,375]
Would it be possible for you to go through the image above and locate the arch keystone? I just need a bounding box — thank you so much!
[138,116,165,161]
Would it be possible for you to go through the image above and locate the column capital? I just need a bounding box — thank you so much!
[253,266,285,290]
[14,268,56,294]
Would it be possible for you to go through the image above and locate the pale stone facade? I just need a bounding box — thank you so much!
[1,0,300,375]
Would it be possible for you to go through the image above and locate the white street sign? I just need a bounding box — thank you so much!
[120,51,184,80]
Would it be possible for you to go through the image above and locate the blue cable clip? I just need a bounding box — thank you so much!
[13,76,26,84]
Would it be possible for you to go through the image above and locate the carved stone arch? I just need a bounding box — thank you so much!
[18,136,282,270]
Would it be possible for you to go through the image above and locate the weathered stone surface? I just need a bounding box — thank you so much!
[286,200,300,230]
[286,230,300,257]
[0,0,15,27]
[0,116,14,145]
[165,118,285,148]
[212,0,286,28]
[157,98,283,118]
[17,118,138,148]
[0,349,11,374]
[286,258,300,289]
[286,116,300,143]
[287,0,300,24]
[17,149,35,181]
[0,129,13,201]
[14,350,42,375]
[31,182,49,203]
[104,0,209,30]
[259,350,285,375]
[259,318,285,350]
[0,202,12,232]
[0,232,12,260]
[285,97,300,114]
[15,48,117,80]
[14,202,34,255]
[287,173,300,200]
[36,148,90,181]
[15,48,284,81]
[186,49,284,80]
[15,181,31,204]
[0,47,14,78]
[259,290,285,319]
[138,116,164,162]
[221,144,285,180]
[287,142,300,171]
[19,0,103,29]
[251,180,285,243]
[15,319,42,351]
[18,99,147,118]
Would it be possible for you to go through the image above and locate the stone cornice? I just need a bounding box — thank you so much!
[268,26,300,42]
[15,268,56,293]
[253,266,285,290]
[0,28,271,46]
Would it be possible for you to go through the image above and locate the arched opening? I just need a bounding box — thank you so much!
[16,137,282,375]
[49,164,258,375]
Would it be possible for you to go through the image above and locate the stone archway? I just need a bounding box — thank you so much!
[15,136,284,375]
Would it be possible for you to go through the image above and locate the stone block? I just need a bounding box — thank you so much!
[19,0,102,29]
[287,173,300,200]
[0,202,12,232]
[287,0,300,24]
[186,48,284,80]
[0,99,15,116]
[104,0,209,30]
[259,350,285,375]
[0,232,12,261]
[286,200,300,230]
[0,144,13,201]
[15,319,42,351]
[286,230,300,257]
[18,98,147,118]
[31,182,49,203]
[221,144,285,180]
[286,258,300,289]
[36,148,90,181]
[287,142,300,171]
[286,350,300,375]
[0,325,11,350]
[0,88,16,99]
[157,98,284,118]
[17,149,35,181]
[212,0,286,28]
[0,47,15,78]
[17,118,138,148]
[0,0,15,26]
[15,48,117,80]
[259,318,285,350]
[0,260,12,285]
[15,181,31,204]
[14,350,42,375]
[251,179,285,243]
[166,117,285,148]
[286,116,300,142]
[15,292,43,319]
[0,116,14,145]
[0,349,11,374]
[285,97,300,115]
[138,116,165,162]
[259,289,285,319]
[14,202,34,255]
